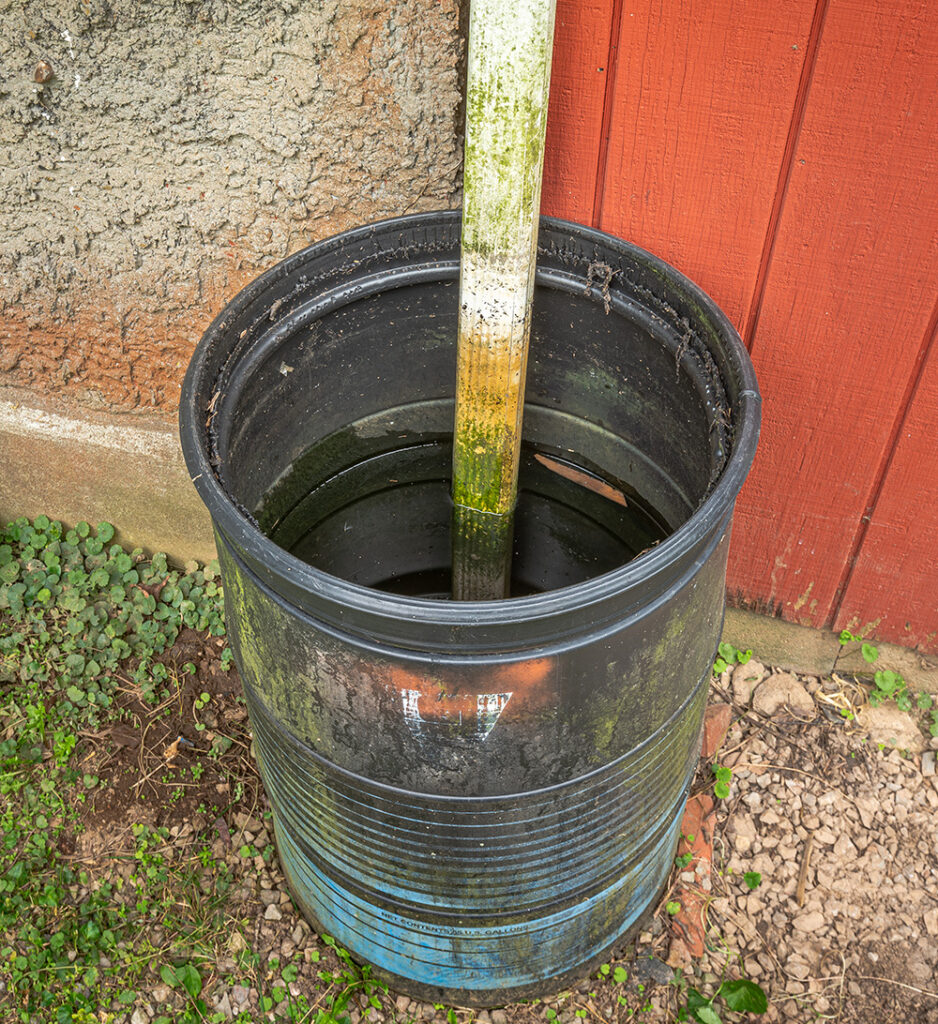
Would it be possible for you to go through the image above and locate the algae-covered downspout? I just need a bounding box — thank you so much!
[451,0,557,601]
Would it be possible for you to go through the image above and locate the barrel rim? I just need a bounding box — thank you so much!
[179,210,760,628]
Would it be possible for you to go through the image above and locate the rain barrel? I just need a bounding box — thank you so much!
[179,211,760,1005]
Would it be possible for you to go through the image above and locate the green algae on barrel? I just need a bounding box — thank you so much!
[452,0,558,600]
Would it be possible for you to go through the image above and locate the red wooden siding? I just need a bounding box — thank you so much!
[542,0,616,223]
[543,0,938,652]
[596,0,817,328]
[835,312,938,648]
[736,0,938,639]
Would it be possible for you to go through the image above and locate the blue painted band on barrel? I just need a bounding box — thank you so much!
[275,805,681,992]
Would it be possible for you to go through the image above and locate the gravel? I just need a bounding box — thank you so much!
[692,667,938,1023]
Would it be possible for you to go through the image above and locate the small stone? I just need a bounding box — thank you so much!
[214,991,233,1017]
[833,833,857,859]
[231,985,250,1008]
[793,911,825,932]
[743,791,764,812]
[752,673,816,719]
[855,794,878,828]
[666,935,694,969]
[908,953,933,985]
[732,659,765,705]
[265,903,283,921]
[634,956,673,985]
[491,1011,508,1024]
[152,984,173,1005]
[34,59,54,83]
[396,996,411,1013]
[131,1011,149,1024]
[786,956,811,980]
[923,751,936,777]
[924,908,938,937]
[727,813,758,853]
[260,889,279,906]
[813,827,837,845]
[857,704,925,753]
[743,958,762,978]
[816,863,838,889]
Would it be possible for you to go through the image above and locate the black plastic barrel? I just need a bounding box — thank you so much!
[179,212,759,1005]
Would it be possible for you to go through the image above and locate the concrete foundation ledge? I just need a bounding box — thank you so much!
[3,389,936,693]
[0,388,214,566]
[723,607,938,696]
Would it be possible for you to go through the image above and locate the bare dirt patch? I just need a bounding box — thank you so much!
[79,627,252,834]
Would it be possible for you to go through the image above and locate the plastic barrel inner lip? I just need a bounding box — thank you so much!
[215,264,456,466]
[220,515,731,654]
[203,227,740,580]
[183,211,760,524]
[214,276,727,523]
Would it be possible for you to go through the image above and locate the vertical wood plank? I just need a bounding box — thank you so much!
[729,0,938,629]
[834,316,938,651]
[596,0,817,328]
[540,0,615,223]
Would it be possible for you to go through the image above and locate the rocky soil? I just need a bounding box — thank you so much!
[673,662,938,1024]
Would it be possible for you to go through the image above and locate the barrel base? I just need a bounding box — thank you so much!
[364,911,665,1010]
[270,806,682,1008]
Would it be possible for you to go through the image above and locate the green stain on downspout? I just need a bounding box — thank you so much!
[451,0,557,601]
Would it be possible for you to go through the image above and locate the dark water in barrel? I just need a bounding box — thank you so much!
[256,431,672,599]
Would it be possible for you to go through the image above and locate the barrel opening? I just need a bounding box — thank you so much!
[206,233,736,599]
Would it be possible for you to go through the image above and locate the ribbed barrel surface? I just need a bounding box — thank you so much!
[248,672,707,993]
[179,211,761,1004]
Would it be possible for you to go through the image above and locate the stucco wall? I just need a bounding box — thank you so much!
[0,0,462,416]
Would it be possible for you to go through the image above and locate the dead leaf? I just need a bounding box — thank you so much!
[534,453,628,506]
